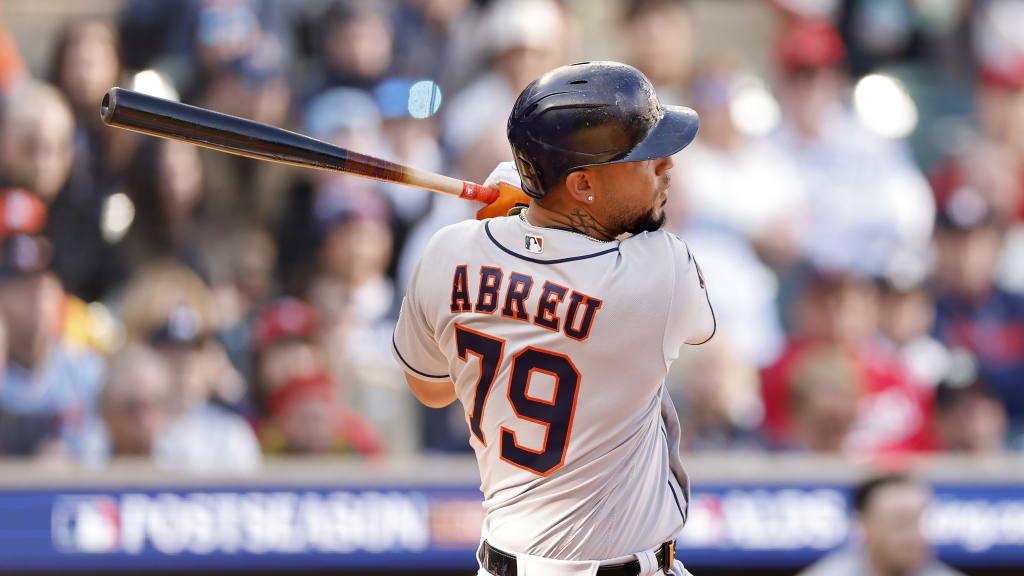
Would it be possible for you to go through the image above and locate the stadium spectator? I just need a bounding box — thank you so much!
[309,192,396,364]
[934,350,1009,453]
[188,0,277,102]
[971,3,1024,169]
[276,87,391,295]
[785,346,860,452]
[931,189,1024,438]
[0,81,74,205]
[799,474,964,576]
[119,262,260,473]
[769,19,934,277]
[667,338,765,451]
[674,58,807,265]
[49,19,126,167]
[621,0,695,105]
[251,297,328,413]
[442,0,566,184]
[208,227,278,382]
[0,189,105,458]
[302,1,395,98]
[836,0,973,79]
[258,371,381,457]
[0,312,63,457]
[761,268,937,455]
[935,44,1024,295]
[876,263,950,387]
[199,35,297,231]
[373,78,446,231]
[82,344,173,463]
[669,57,801,367]
[48,19,134,301]
[390,0,479,95]
[929,138,1022,229]
[123,139,208,275]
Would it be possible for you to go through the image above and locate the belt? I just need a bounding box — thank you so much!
[483,540,675,576]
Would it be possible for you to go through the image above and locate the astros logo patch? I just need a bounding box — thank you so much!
[525,233,544,254]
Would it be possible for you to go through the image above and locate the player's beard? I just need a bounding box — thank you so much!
[622,206,666,235]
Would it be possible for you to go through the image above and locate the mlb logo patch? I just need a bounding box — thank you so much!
[525,233,544,254]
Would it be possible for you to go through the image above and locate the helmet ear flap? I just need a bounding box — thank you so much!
[514,153,545,199]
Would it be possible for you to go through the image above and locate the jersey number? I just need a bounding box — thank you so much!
[455,324,580,476]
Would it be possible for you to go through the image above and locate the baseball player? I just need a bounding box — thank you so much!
[393,62,714,576]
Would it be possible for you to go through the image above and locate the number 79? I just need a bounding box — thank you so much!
[455,324,581,476]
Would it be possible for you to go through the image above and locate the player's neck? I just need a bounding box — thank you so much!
[523,201,617,242]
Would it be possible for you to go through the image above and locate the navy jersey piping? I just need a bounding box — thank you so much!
[685,254,717,346]
[667,479,686,523]
[392,333,449,379]
[484,221,618,265]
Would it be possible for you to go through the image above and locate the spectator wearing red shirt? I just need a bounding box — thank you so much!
[761,267,936,455]
[252,298,381,457]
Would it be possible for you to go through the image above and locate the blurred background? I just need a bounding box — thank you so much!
[0,0,1021,574]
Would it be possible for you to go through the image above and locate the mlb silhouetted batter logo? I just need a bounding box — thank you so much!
[525,233,544,254]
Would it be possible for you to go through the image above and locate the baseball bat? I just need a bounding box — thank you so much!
[99,87,500,204]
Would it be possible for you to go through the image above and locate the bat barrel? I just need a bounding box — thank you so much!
[99,88,484,200]
[101,87,355,174]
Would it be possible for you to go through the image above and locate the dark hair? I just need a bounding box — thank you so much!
[48,19,122,101]
[124,139,205,258]
[853,474,918,514]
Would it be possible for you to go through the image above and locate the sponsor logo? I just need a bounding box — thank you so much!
[524,234,544,254]
[52,491,430,555]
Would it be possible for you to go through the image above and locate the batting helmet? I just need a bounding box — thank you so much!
[507,61,699,199]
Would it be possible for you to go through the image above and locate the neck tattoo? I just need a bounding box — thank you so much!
[567,208,601,238]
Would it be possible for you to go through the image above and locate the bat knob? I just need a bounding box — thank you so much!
[100,88,118,124]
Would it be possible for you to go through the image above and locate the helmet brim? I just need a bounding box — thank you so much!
[616,105,699,163]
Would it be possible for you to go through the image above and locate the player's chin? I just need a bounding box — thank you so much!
[622,208,666,235]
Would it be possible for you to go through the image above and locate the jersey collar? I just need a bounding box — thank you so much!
[483,216,619,265]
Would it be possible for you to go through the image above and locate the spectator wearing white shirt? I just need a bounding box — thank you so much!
[441,0,566,184]
[770,19,934,277]
[119,262,261,474]
[676,59,808,265]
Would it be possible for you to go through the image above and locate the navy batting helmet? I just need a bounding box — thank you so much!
[507,61,699,199]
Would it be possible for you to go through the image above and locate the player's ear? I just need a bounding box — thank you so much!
[564,170,593,204]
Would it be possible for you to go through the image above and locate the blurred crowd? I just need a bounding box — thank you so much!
[0,0,1021,473]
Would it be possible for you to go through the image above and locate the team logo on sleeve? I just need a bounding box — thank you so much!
[524,233,544,254]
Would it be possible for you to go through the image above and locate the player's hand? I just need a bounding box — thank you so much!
[476,162,531,220]
[483,161,523,190]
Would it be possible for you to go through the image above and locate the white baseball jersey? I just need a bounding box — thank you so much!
[393,211,715,561]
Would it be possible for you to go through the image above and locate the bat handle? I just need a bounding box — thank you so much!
[460,182,501,204]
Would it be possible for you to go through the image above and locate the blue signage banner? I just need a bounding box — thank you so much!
[0,483,1020,571]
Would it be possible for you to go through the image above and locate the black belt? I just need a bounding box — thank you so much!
[483,540,675,576]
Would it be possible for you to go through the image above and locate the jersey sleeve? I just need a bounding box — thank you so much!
[663,236,716,361]
[392,251,451,382]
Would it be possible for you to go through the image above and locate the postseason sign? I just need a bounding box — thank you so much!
[0,483,1021,570]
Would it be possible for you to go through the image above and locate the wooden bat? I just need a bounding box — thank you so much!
[99,87,501,205]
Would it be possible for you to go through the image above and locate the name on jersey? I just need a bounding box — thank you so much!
[449,265,602,341]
